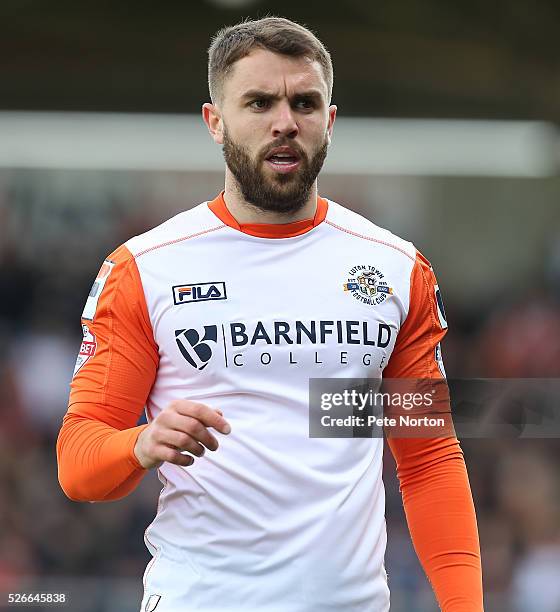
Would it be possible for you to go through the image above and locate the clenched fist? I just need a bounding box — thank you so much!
[134,400,231,469]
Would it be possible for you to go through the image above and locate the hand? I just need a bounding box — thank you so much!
[134,400,231,469]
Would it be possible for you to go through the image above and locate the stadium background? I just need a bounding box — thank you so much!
[1,1,560,610]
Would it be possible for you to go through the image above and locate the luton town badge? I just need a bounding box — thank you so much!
[343,265,393,306]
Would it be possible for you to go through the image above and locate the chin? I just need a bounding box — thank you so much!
[267,172,301,187]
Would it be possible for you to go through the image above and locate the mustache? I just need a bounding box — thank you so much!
[259,139,307,161]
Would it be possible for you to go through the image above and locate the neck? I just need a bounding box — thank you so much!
[223,170,318,225]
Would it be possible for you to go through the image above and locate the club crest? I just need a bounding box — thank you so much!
[343,265,393,306]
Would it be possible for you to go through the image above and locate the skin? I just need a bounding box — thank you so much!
[134,47,336,470]
[134,401,231,469]
[203,47,337,223]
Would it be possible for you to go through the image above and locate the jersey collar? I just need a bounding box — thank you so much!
[208,190,328,238]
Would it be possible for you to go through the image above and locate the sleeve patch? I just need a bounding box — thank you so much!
[434,284,448,329]
[82,259,116,320]
[434,342,447,378]
[73,324,97,375]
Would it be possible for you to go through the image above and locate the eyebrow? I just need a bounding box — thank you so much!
[240,89,324,102]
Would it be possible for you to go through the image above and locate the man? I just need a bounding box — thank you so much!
[57,16,483,612]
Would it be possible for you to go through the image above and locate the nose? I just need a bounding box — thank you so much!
[271,100,298,139]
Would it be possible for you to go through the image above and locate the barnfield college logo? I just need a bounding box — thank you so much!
[173,282,227,305]
[175,326,217,370]
[343,265,393,306]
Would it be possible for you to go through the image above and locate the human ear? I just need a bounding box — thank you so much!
[202,102,224,145]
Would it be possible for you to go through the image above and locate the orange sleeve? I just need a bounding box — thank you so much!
[56,244,159,502]
[384,252,484,611]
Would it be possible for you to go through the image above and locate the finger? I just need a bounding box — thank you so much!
[157,445,195,467]
[171,401,231,435]
[179,417,221,452]
[162,413,220,451]
[164,430,206,457]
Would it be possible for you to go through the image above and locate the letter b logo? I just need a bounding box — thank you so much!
[175,326,217,370]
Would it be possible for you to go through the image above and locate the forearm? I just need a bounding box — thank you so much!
[56,412,148,502]
[388,436,483,611]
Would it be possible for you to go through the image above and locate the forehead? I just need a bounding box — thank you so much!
[223,48,328,100]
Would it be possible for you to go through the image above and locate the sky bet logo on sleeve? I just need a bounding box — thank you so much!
[173,281,227,305]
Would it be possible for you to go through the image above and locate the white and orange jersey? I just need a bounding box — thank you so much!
[66,192,451,612]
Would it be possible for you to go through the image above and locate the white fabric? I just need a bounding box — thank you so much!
[127,199,416,612]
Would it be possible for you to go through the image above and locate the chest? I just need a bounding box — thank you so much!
[137,233,408,388]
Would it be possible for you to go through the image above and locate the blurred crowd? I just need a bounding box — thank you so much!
[1,170,560,612]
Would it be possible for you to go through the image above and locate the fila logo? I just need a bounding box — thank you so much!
[172,281,227,305]
[175,326,218,370]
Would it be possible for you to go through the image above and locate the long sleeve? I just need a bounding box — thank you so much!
[383,251,483,611]
[57,412,147,501]
[56,244,158,502]
[387,436,483,611]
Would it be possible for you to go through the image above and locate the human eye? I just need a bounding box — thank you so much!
[248,98,270,110]
[293,97,316,111]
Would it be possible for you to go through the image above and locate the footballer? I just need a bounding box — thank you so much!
[57,17,483,612]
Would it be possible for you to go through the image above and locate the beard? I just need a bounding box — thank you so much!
[222,127,328,215]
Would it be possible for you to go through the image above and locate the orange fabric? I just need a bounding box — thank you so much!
[57,244,157,501]
[385,252,483,611]
[208,190,328,238]
[57,413,147,501]
[68,244,159,414]
[387,437,483,612]
[56,208,482,609]
[383,251,444,380]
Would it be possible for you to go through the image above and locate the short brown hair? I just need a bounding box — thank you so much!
[208,16,333,104]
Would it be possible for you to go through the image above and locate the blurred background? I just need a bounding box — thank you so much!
[1,1,560,611]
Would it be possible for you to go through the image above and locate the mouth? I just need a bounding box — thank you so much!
[264,146,302,174]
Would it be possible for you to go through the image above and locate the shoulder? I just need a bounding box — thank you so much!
[124,201,225,259]
[323,198,417,263]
